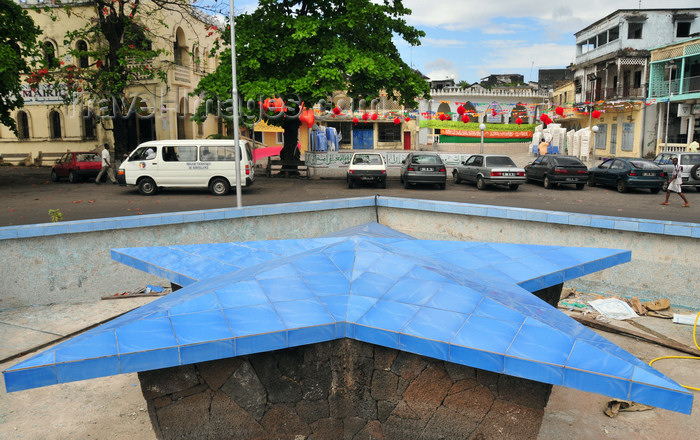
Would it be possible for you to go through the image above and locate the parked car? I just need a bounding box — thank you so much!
[652,152,700,191]
[588,158,665,193]
[525,155,588,190]
[400,152,446,190]
[453,154,526,190]
[347,152,387,188]
[51,151,102,183]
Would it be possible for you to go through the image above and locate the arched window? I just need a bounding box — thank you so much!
[17,111,29,139]
[174,28,187,66]
[49,110,62,139]
[193,47,200,73]
[43,41,56,68]
[76,40,89,69]
[82,108,95,139]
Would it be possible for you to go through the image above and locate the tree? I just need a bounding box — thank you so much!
[0,0,41,135]
[29,0,213,158]
[193,0,430,164]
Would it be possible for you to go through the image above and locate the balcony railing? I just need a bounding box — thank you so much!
[650,79,682,98]
[173,65,190,83]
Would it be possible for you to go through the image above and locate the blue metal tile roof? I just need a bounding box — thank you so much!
[3,222,692,414]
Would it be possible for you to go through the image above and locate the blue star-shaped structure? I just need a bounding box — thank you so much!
[3,223,693,414]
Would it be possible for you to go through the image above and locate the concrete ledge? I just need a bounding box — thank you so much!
[0,197,697,309]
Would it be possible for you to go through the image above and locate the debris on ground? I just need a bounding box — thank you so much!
[604,400,654,418]
[101,285,170,300]
[644,298,671,311]
[588,298,639,320]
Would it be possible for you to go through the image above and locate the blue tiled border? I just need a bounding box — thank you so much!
[1,197,698,240]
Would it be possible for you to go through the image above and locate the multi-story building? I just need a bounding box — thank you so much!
[0,0,219,164]
[567,8,699,158]
[647,36,700,152]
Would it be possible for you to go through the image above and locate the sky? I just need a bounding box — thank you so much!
[229,0,700,84]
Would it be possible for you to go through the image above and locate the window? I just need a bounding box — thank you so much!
[677,21,691,38]
[16,111,29,139]
[378,123,401,143]
[160,146,196,162]
[326,122,352,145]
[276,132,284,144]
[609,25,619,42]
[49,110,62,139]
[82,108,95,139]
[199,146,240,161]
[628,22,643,39]
[43,41,57,68]
[633,71,642,88]
[76,40,89,69]
[597,31,608,46]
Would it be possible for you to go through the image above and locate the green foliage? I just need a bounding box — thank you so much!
[419,120,538,132]
[0,0,42,135]
[194,0,430,121]
[48,208,63,222]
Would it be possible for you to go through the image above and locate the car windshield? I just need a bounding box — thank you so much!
[353,154,383,165]
[629,160,659,170]
[77,153,99,162]
[485,157,515,167]
[412,155,441,165]
[555,157,583,166]
[681,154,700,165]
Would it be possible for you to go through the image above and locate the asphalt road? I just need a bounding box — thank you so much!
[1,165,698,226]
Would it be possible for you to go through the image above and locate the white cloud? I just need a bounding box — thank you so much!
[422,37,469,48]
[482,42,576,77]
[424,58,459,81]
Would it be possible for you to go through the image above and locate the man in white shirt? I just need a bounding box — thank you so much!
[688,137,699,152]
[96,144,117,184]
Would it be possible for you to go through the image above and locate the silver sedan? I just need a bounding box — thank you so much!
[453,154,526,190]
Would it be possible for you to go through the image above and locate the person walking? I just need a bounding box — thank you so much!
[660,157,689,207]
[96,143,117,185]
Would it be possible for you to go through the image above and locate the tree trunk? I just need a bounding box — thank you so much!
[279,117,301,176]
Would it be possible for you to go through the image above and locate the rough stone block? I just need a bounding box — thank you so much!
[353,420,384,440]
[309,417,343,439]
[221,360,267,421]
[139,365,199,400]
[343,416,366,439]
[391,351,428,382]
[443,360,476,383]
[402,365,452,420]
[420,406,480,440]
[377,400,398,423]
[260,405,311,439]
[374,346,398,371]
[296,399,330,425]
[208,391,265,439]
[442,383,494,424]
[469,399,544,440]
[155,392,211,440]
[496,375,552,409]
[371,370,398,401]
[196,357,240,391]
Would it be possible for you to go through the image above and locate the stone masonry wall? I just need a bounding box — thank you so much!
[138,339,551,440]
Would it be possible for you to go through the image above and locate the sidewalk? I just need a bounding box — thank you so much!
[1,296,698,439]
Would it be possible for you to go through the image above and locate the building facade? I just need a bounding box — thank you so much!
[568,8,700,158]
[0,0,219,164]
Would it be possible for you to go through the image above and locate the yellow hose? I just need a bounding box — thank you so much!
[648,310,700,391]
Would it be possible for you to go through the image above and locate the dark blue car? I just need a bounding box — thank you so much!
[588,158,665,193]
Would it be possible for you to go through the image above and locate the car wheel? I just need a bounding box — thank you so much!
[650,187,661,194]
[453,170,462,184]
[348,179,354,189]
[690,163,700,181]
[543,175,553,189]
[616,179,627,193]
[50,170,59,182]
[209,177,230,196]
[400,174,404,184]
[68,171,78,184]
[575,183,585,190]
[476,176,486,190]
[508,184,519,191]
[587,176,595,187]
[404,179,411,189]
[138,177,158,195]
[380,180,387,189]
[662,181,669,191]
[439,183,446,190]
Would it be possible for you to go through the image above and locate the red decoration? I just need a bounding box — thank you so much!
[299,109,314,127]
[592,110,601,119]
[457,105,466,115]
[439,114,447,121]
[362,113,369,121]
[371,113,378,121]
[492,109,497,117]
[393,117,401,125]
[515,117,523,125]
[539,114,547,122]
[462,115,470,123]
[333,107,341,115]
[404,116,410,122]
[353,117,359,125]
[555,106,564,116]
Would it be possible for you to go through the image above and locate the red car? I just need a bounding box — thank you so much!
[51,151,102,183]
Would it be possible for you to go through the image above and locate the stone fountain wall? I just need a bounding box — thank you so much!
[139,339,551,440]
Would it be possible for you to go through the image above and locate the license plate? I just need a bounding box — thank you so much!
[423,167,434,171]
[642,172,655,176]
[566,177,577,181]
[361,177,373,181]
[503,172,515,177]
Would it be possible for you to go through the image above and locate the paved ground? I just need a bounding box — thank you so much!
[1,294,698,439]
[2,152,698,226]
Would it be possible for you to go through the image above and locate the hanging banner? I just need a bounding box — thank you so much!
[442,129,533,139]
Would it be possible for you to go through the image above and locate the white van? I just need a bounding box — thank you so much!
[117,139,255,195]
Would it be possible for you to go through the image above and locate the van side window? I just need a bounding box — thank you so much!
[162,146,197,162]
[200,146,241,161]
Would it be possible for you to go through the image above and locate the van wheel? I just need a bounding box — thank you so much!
[210,177,230,196]
[138,177,158,195]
